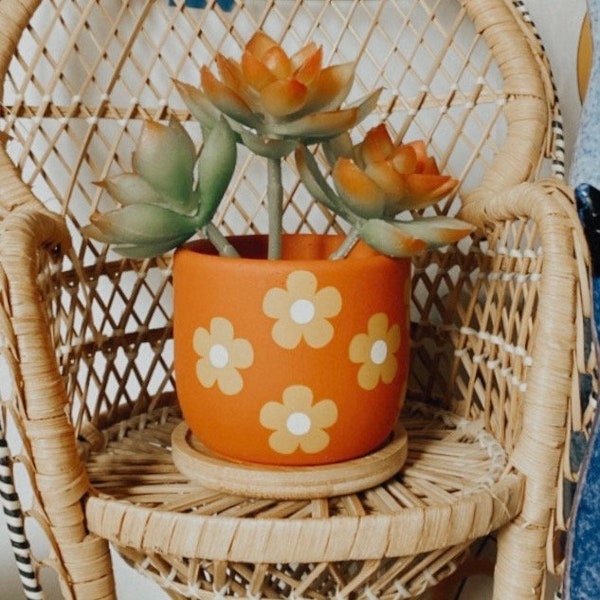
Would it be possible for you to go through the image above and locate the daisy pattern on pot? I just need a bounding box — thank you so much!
[349,312,401,391]
[262,270,342,349]
[259,385,338,455]
[193,316,254,395]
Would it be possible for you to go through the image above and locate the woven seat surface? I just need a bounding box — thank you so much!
[84,400,522,597]
[0,1,594,599]
[85,401,521,558]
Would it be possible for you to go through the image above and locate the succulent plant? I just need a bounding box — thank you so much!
[85,30,472,261]
[295,123,473,257]
[172,31,381,259]
[174,31,380,158]
[84,116,236,258]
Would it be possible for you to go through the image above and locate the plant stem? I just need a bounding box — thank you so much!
[267,157,283,260]
[204,222,240,257]
[329,228,361,260]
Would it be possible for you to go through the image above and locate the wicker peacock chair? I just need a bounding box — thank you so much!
[0,1,594,598]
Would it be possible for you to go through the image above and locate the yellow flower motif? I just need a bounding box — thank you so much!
[259,385,338,455]
[193,316,254,395]
[349,313,401,391]
[262,270,342,349]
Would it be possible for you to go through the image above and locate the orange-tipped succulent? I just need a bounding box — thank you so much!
[175,31,380,157]
[296,123,473,257]
[335,124,459,218]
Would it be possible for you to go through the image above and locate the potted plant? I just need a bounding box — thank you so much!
[84,32,472,468]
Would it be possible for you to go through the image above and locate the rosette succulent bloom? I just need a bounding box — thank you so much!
[296,123,473,257]
[174,31,380,156]
[332,124,459,218]
[84,116,236,258]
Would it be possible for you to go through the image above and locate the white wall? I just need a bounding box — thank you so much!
[524,0,588,177]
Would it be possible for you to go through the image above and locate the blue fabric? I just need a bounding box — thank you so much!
[564,185,600,600]
[168,0,235,10]
[566,409,600,600]
[564,0,600,595]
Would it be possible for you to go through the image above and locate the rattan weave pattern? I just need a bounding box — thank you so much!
[0,0,594,599]
[83,401,521,598]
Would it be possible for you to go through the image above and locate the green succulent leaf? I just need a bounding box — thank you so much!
[82,223,111,244]
[174,80,221,131]
[201,67,262,130]
[358,219,428,257]
[322,132,354,166]
[390,216,474,248]
[110,234,193,259]
[294,145,344,215]
[352,87,383,125]
[196,118,238,224]
[265,107,357,140]
[99,173,164,207]
[132,118,197,213]
[358,216,473,257]
[239,129,298,159]
[266,88,382,141]
[87,204,197,247]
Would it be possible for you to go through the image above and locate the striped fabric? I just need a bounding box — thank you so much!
[0,429,43,600]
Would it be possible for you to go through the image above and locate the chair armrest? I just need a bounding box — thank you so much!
[464,180,585,464]
[0,200,71,421]
[0,199,114,597]
[462,179,594,592]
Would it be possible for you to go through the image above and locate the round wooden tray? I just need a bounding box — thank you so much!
[171,421,408,499]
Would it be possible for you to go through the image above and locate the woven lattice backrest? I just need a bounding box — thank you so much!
[0,0,556,438]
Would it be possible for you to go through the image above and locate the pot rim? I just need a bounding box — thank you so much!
[176,233,408,266]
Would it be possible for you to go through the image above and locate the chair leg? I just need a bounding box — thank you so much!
[493,519,549,599]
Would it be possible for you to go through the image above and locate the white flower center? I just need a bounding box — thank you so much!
[286,412,312,436]
[370,340,388,365]
[209,344,230,368]
[290,299,316,325]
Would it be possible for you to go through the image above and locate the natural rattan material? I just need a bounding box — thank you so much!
[0,1,594,599]
[83,402,521,598]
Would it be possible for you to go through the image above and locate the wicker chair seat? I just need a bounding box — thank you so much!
[83,401,523,598]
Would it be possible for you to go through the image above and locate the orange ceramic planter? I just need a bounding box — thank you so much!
[173,234,411,466]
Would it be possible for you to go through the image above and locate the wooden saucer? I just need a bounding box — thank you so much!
[171,422,408,499]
